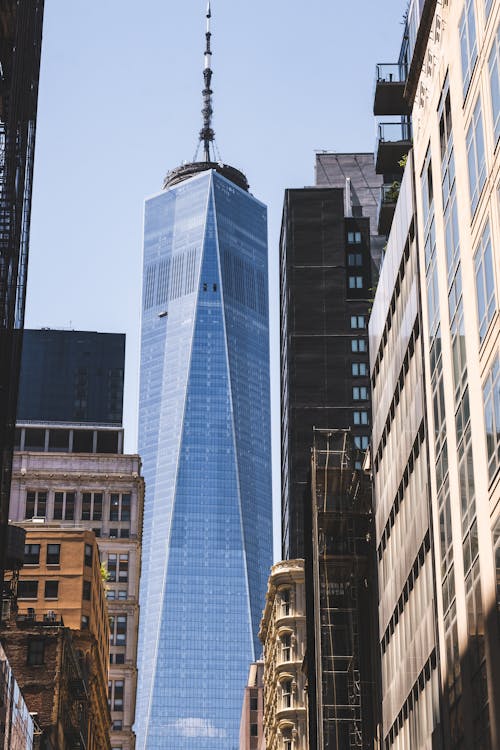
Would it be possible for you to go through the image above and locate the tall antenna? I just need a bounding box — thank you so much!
[200,1,214,162]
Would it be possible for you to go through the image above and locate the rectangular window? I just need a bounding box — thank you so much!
[350,315,365,329]
[110,493,120,521]
[348,275,363,289]
[347,231,362,244]
[474,222,497,341]
[352,362,368,377]
[348,253,362,266]
[114,680,124,711]
[83,580,91,601]
[460,0,478,98]
[250,696,258,712]
[84,544,93,568]
[353,411,369,425]
[82,493,92,521]
[24,544,40,566]
[44,580,59,599]
[46,544,60,566]
[351,339,367,353]
[92,493,103,521]
[282,680,292,708]
[53,492,75,521]
[483,356,500,480]
[354,436,369,450]
[18,581,38,599]
[107,554,117,582]
[352,386,368,401]
[281,634,291,662]
[489,25,500,142]
[25,491,47,519]
[120,494,131,521]
[118,554,129,583]
[116,615,127,646]
[467,97,486,215]
[27,639,45,666]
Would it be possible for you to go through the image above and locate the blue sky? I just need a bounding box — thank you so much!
[26,0,405,556]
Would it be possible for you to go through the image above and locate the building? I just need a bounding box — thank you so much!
[17,329,125,427]
[0,0,44,595]
[1,623,88,750]
[305,430,378,750]
[9,328,144,750]
[135,7,272,748]
[259,559,307,750]
[280,154,379,560]
[0,642,35,750]
[239,661,265,750]
[4,525,110,749]
[369,0,500,747]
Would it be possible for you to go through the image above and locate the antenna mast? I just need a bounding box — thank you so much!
[200,2,215,162]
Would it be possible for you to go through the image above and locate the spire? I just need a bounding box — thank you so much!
[200,1,214,162]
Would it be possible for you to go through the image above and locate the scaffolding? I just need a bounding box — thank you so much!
[0,0,44,591]
[308,429,377,750]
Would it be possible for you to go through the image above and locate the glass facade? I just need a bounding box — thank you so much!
[136,169,272,749]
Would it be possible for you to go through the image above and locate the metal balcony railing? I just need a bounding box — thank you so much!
[375,63,407,84]
[376,121,412,144]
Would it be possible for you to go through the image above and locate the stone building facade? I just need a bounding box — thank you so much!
[259,560,307,750]
[8,450,144,750]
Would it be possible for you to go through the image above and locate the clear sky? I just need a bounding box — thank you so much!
[26,0,405,557]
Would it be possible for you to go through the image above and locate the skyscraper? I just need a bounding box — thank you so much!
[136,7,272,748]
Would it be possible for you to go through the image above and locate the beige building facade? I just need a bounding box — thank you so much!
[371,0,500,747]
[259,560,307,750]
[8,447,144,750]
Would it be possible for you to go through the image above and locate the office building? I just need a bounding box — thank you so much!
[9,328,143,750]
[239,661,265,750]
[370,0,500,746]
[280,154,379,560]
[0,0,44,595]
[4,525,111,749]
[17,329,125,427]
[136,7,272,747]
[259,560,307,750]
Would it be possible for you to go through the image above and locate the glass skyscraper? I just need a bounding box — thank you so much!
[136,164,272,749]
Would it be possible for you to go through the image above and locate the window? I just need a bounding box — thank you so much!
[18,581,38,599]
[83,580,91,601]
[354,436,369,450]
[483,356,500,480]
[250,696,258,711]
[24,544,40,566]
[112,721,123,731]
[467,97,486,215]
[84,544,93,568]
[352,362,368,377]
[460,0,478,98]
[53,492,75,521]
[489,25,500,142]
[27,639,44,666]
[118,590,127,601]
[25,491,47,519]
[353,411,369,425]
[110,493,131,521]
[120,529,129,539]
[353,386,369,401]
[350,315,365,329]
[107,554,117,582]
[282,680,292,708]
[119,554,129,583]
[107,590,116,600]
[46,544,60,566]
[474,222,497,342]
[280,589,290,617]
[351,339,367,353]
[250,724,258,737]
[82,492,103,521]
[348,253,362,266]
[115,654,125,665]
[110,615,127,646]
[347,231,362,244]
[109,528,118,539]
[81,615,89,630]
[44,581,59,599]
[348,275,363,289]
[281,634,291,662]
[113,680,124,711]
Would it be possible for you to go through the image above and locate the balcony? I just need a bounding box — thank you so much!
[375,121,412,174]
[373,64,409,116]
[377,182,400,235]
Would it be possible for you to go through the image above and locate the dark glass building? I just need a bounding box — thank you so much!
[0,0,44,595]
[280,153,381,559]
[17,329,125,425]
